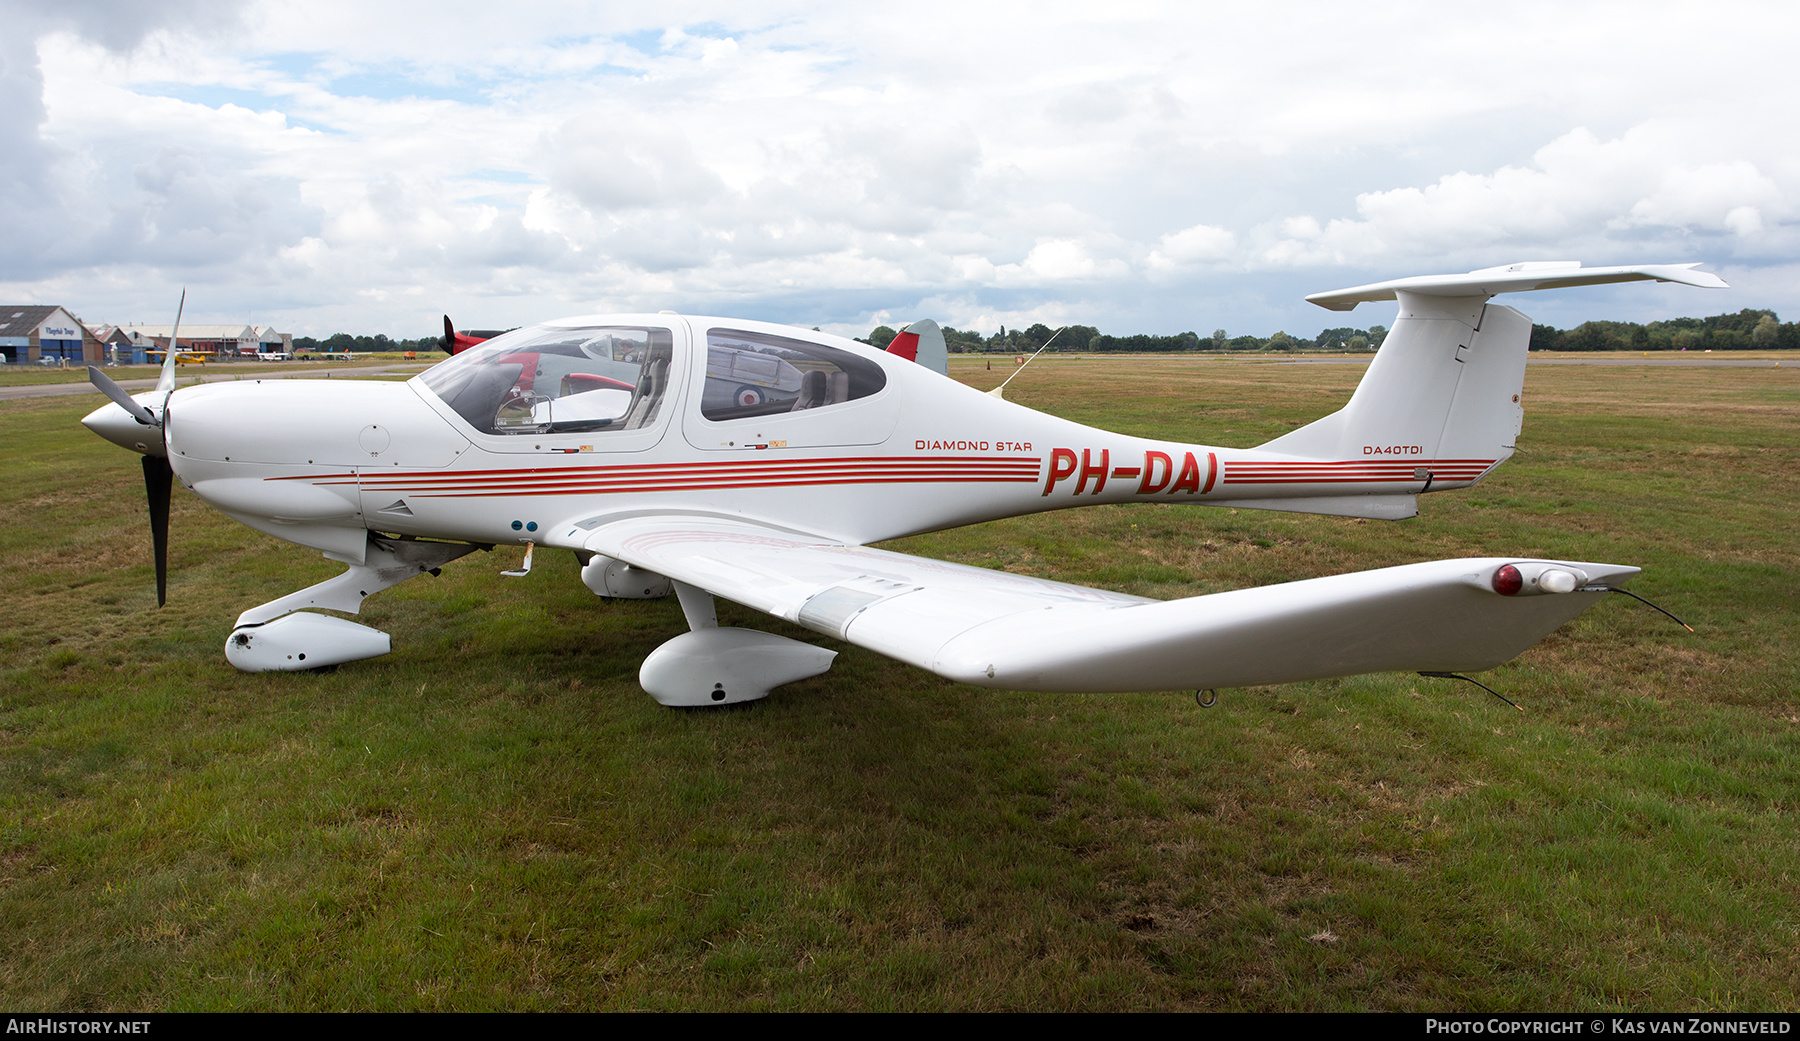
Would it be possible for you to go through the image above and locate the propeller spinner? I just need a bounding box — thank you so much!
[441,315,501,355]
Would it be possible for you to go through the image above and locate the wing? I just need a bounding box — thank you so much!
[583,515,1637,693]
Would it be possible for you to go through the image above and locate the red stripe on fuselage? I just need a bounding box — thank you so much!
[1222,457,1493,484]
[279,454,1045,499]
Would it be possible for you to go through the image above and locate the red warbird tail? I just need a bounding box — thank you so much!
[883,319,948,375]
[442,315,492,355]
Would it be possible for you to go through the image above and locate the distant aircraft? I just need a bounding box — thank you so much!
[82,263,1723,707]
[442,316,510,355]
[147,347,209,365]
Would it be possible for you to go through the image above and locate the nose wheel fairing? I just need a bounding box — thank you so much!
[226,612,391,672]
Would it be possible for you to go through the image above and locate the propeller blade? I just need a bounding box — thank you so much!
[155,288,185,406]
[442,315,456,355]
[87,366,158,426]
[143,454,173,607]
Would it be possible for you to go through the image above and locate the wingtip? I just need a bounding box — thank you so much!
[1661,265,1730,290]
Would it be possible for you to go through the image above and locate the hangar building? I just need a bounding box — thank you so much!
[122,323,262,359]
[0,306,98,365]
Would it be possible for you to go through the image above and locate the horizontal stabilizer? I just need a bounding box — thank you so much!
[584,515,1636,694]
[1306,262,1728,311]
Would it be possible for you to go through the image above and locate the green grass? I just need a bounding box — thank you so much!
[1,358,1796,1010]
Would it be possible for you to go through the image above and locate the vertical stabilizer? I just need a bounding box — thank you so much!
[1258,292,1523,476]
[1256,261,1724,495]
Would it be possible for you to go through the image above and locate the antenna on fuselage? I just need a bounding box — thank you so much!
[986,325,1067,400]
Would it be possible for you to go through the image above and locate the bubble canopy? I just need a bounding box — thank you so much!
[417,324,674,436]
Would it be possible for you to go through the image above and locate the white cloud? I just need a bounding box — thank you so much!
[1255,125,1795,270]
[1622,162,1783,235]
[547,116,726,211]
[1724,207,1764,237]
[1146,223,1235,270]
[1017,240,1101,281]
[4,1,1800,337]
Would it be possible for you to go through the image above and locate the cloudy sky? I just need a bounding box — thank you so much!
[2,0,1794,340]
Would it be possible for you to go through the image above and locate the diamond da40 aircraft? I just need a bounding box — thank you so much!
[83,262,1724,706]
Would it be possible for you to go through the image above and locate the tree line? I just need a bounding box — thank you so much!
[862,322,1392,354]
[291,333,441,354]
[1528,309,1791,351]
[865,308,1795,354]
[293,306,1794,358]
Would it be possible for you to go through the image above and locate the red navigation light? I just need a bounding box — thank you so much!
[1493,564,1523,596]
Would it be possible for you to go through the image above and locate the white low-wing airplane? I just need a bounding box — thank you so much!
[83,262,1724,706]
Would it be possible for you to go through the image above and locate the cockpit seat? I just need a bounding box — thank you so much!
[790,369,828,411]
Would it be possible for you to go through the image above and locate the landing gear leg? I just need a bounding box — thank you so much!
[638,581,837,707]
[225,535,486,673]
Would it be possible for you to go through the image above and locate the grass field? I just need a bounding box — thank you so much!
[1,356,1796,1010]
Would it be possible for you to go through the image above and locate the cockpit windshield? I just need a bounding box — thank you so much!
[417,325,675,435]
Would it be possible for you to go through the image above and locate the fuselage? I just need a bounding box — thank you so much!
[128,314,1494,560]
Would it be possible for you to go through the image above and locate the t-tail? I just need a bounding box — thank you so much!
[1241,262,1726,520]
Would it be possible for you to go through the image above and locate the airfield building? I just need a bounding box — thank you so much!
[0,307,293,365]
[122,323,263,359]
[0,305,100,365]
